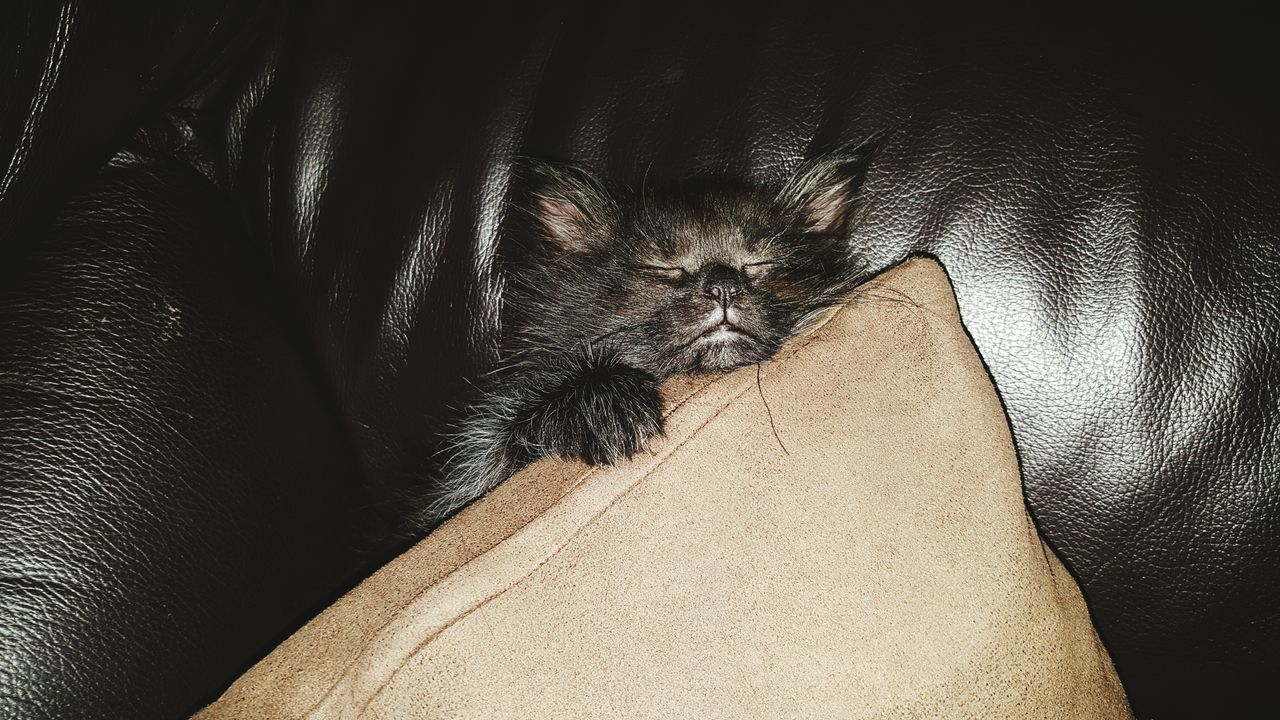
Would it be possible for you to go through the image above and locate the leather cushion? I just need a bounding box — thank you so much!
[0,150,366,719]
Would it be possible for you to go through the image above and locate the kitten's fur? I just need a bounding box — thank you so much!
[406,141,876,533]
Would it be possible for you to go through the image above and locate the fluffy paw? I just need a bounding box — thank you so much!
[525,361,664,465]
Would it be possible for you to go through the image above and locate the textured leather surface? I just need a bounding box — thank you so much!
[0,152,365,718]
[0,0,275,258]
[2,1,1278,718]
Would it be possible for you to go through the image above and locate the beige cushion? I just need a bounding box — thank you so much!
[198,257,1130,719]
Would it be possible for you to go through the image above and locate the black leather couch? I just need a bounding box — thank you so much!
[2,2,1277,718]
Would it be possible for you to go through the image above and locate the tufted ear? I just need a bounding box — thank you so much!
[513,157,616,253]
[777,139,878,236]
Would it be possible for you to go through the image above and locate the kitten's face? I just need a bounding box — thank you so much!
[593,190,863,374]
[512,142,875,378]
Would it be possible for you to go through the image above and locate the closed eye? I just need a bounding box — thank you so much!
[635,264,688,284]
[742,261,780,280]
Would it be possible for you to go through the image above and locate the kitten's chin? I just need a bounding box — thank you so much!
[695,354,750,372]
[687,330,772,372]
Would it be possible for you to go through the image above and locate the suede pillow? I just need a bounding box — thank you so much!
[198,258,1130,719]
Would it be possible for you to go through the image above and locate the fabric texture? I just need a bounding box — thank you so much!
[197,258,1129,719]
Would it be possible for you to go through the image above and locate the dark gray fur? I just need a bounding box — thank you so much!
[405,140,877,533]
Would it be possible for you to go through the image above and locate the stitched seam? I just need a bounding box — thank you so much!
[316,298,857,717]
[296,375,726,718]
[350,308,854,715]
[353,377,767,717]
[0,5,75,198]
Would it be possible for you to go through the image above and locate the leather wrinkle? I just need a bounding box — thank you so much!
[1,148,365,719]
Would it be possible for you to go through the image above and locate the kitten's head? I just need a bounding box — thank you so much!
[509,141,876,377]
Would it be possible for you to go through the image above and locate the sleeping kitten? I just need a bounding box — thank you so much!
[407,140,877,533]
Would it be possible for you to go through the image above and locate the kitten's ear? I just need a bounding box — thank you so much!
[777,138,878,235]
[513,157,615,253]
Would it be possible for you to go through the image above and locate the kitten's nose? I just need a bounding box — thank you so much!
[703,265,743,304]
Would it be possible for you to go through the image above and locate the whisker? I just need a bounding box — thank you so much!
[756,362,789,456]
